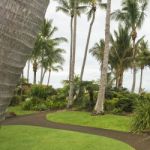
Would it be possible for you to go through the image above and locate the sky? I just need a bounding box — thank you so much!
[24,0,150,92]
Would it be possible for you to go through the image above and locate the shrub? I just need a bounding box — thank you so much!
[131,94,150,133]
[22,97,67,111]
[22,98,33,110]
[112,108,123,114]
[116,98,134,113]
[30,85,56,99]
[105,98,119,112]
[33,103,48,111]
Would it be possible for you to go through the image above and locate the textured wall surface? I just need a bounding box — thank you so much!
[0,0,49,120]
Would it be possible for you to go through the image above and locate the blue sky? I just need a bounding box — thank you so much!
[24,0,150,92]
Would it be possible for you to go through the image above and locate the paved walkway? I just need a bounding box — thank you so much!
[2,112,150,150]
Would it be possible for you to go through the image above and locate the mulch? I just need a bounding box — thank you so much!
[1,111,150,150]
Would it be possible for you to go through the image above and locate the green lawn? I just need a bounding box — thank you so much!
[0,126,134,150]
[7,105,35,116]
[47,111,131,132]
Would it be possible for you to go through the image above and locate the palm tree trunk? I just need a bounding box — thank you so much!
[132,67,137,92]
[41,69,46,84]
[68,4,77,108]
[27,60,30,83]
[47,69,51,86]
[69,16,74,81]
[0,0,49,121]
[115,69,119,88]
[131,32,137,93]
[118,70,124,89]
[80,9,96,81]
[139,67,144,94]
[33,60,37,84]
[40,66,44,84]
[94,0,111,114]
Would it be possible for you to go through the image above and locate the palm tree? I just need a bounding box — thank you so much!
[94,0,111,114]
[55,0,86,108]
[80,0,106,81]
[0,0,49,121]
[55,0,74,81]
[112,0,148,92]
[32,35,43,84]
[32,19,66,85]
[90,39,105,73]
[39,19,67,84]
[137,40,150,93]
[109,25,132,89]
[41,44,65,84]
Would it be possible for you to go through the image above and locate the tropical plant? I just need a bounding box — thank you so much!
[90,39,105,72]
[112,0,148,92]
[94,0,111,114]
[0,0,49,121]
[109,25,132,89]
[132,94,150,133]
[31,19,66,85]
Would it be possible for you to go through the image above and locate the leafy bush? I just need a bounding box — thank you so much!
[33,103,48,111]
[22,98,34,110]
[131,94,150,133]
[105,98,119,112]
[30,85,56,99]
[22,96,67,111]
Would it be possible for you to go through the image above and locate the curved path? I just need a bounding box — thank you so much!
[1,112,150,150]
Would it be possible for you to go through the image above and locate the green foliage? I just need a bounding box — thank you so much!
[22,86,67,111]
[105,98,119,112]
[30,85,56,99]
[105,88,138,113]
[131,94,150,133]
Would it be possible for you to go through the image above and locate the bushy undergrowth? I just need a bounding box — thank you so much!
[22,85,67,111]
[77,88,138,113]
[131,94,150,133]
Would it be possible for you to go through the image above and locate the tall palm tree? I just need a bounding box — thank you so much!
[112,0,148,92]
[55,0,74,81]
[55,0,86,108]
[0,0,49,121]
[137,40,150,93]
[67,0,87,108]
[80,0,106,81]
[94,0,111,114]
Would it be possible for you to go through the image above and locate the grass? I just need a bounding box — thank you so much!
[47,111,131,132]
[7,105,35,116]
[0,126,134,150]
